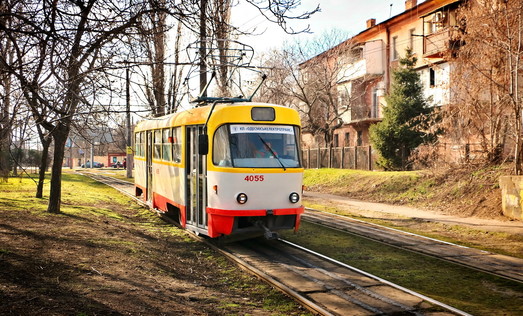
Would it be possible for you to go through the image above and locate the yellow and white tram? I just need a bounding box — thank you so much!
[134,102,304,239]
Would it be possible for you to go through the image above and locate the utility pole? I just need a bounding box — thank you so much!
[90,142,94,169]
[199,0,207,98]
[126,64,133,178]
[118,59,192,178]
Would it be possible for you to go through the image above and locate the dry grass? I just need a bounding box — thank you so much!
[304,166,506,219]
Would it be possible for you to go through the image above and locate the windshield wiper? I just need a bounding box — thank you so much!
[258,135,286,171]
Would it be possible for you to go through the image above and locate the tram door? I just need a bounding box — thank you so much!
[145,131,153,204]
[186,125,208,232]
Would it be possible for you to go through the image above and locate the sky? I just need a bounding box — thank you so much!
[232,0,427,54]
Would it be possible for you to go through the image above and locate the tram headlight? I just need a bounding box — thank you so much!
[236,193,248,204]
[289,192,300,203]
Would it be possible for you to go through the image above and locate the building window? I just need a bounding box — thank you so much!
[392,36,399,60]
[432,11,447,32]
[350,46,363,61]
[333,134,339,147]
[429,68,436,87]
[357,131,363,146]
[344,132,350,147]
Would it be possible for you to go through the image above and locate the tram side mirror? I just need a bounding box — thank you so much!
[198,134,209,155]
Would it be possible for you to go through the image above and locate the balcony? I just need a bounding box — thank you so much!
[423,27,461,58]
[338,103,381,126]
[351,104,371,121]
[338,77,382,125]
[338,40,385,83]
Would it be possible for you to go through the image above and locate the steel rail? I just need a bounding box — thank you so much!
[302,208,523,284]
[305,208,472,249]
[279,238,473,316]
[204,240,335,316]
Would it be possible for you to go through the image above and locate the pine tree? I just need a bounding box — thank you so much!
[370,48,433,170]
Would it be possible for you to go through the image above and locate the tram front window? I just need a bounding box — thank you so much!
[213,124,301,168]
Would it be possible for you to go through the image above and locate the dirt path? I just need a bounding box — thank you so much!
[304,191,523,235]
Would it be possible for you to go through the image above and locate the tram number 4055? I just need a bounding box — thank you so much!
[244,175,264,182]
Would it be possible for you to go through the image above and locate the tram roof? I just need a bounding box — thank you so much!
[134,102,299,132]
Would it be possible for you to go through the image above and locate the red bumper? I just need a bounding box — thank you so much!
[206,206,304,238]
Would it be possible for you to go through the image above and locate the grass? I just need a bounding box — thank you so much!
[281,221,523,316]
[304,201,523,258]
[0,171,311,315]
[303,168,427,203]
[303,167,523,257]
[0,171,134,215]
[303,166,505,206]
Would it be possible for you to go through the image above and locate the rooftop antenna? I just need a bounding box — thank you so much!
[389,3,393,17]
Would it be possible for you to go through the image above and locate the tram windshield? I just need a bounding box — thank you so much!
[213,124,301,168]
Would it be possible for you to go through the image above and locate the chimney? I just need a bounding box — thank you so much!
[366,18,376,29]
[405,0,417,10]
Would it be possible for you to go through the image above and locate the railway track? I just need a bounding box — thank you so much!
[302,209,523,284]
[215,237,469,315]
[80,172,136,197]
[78,171,487,315]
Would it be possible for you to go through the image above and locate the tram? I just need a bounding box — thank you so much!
[133,101,304,239]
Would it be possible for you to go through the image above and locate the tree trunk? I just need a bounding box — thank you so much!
[0,116,10,182]
[47,127,68,213]
[36,137,51,198]
[0,3,12,183]
[515,136,523,175]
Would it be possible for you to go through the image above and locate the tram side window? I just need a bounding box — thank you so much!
[140,132,145,157]
[134,133,141,157]
[213,125,232,166]
[172,127,182,163]
[153,130,162,159]
[162,128,172,161]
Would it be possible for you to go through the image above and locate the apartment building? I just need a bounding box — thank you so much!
[303,0,462,150]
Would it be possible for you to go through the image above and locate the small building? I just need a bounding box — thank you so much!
[107,152,126,167]
[64,128,127,168]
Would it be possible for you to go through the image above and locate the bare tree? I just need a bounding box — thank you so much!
[209,0,233,97]
[132,0,319,115]
[259,31,351,146]
[0,30,13,182]
[130,0,169,117]
[256,49,295,106]
[438,0,523,171]
[0,0,53,194]
[167,21,186,113]
[0,0,16,182]
[133,9,187,116]
[0,1,169,212]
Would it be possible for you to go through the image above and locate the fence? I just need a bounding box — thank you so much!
[301,146,374,170]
